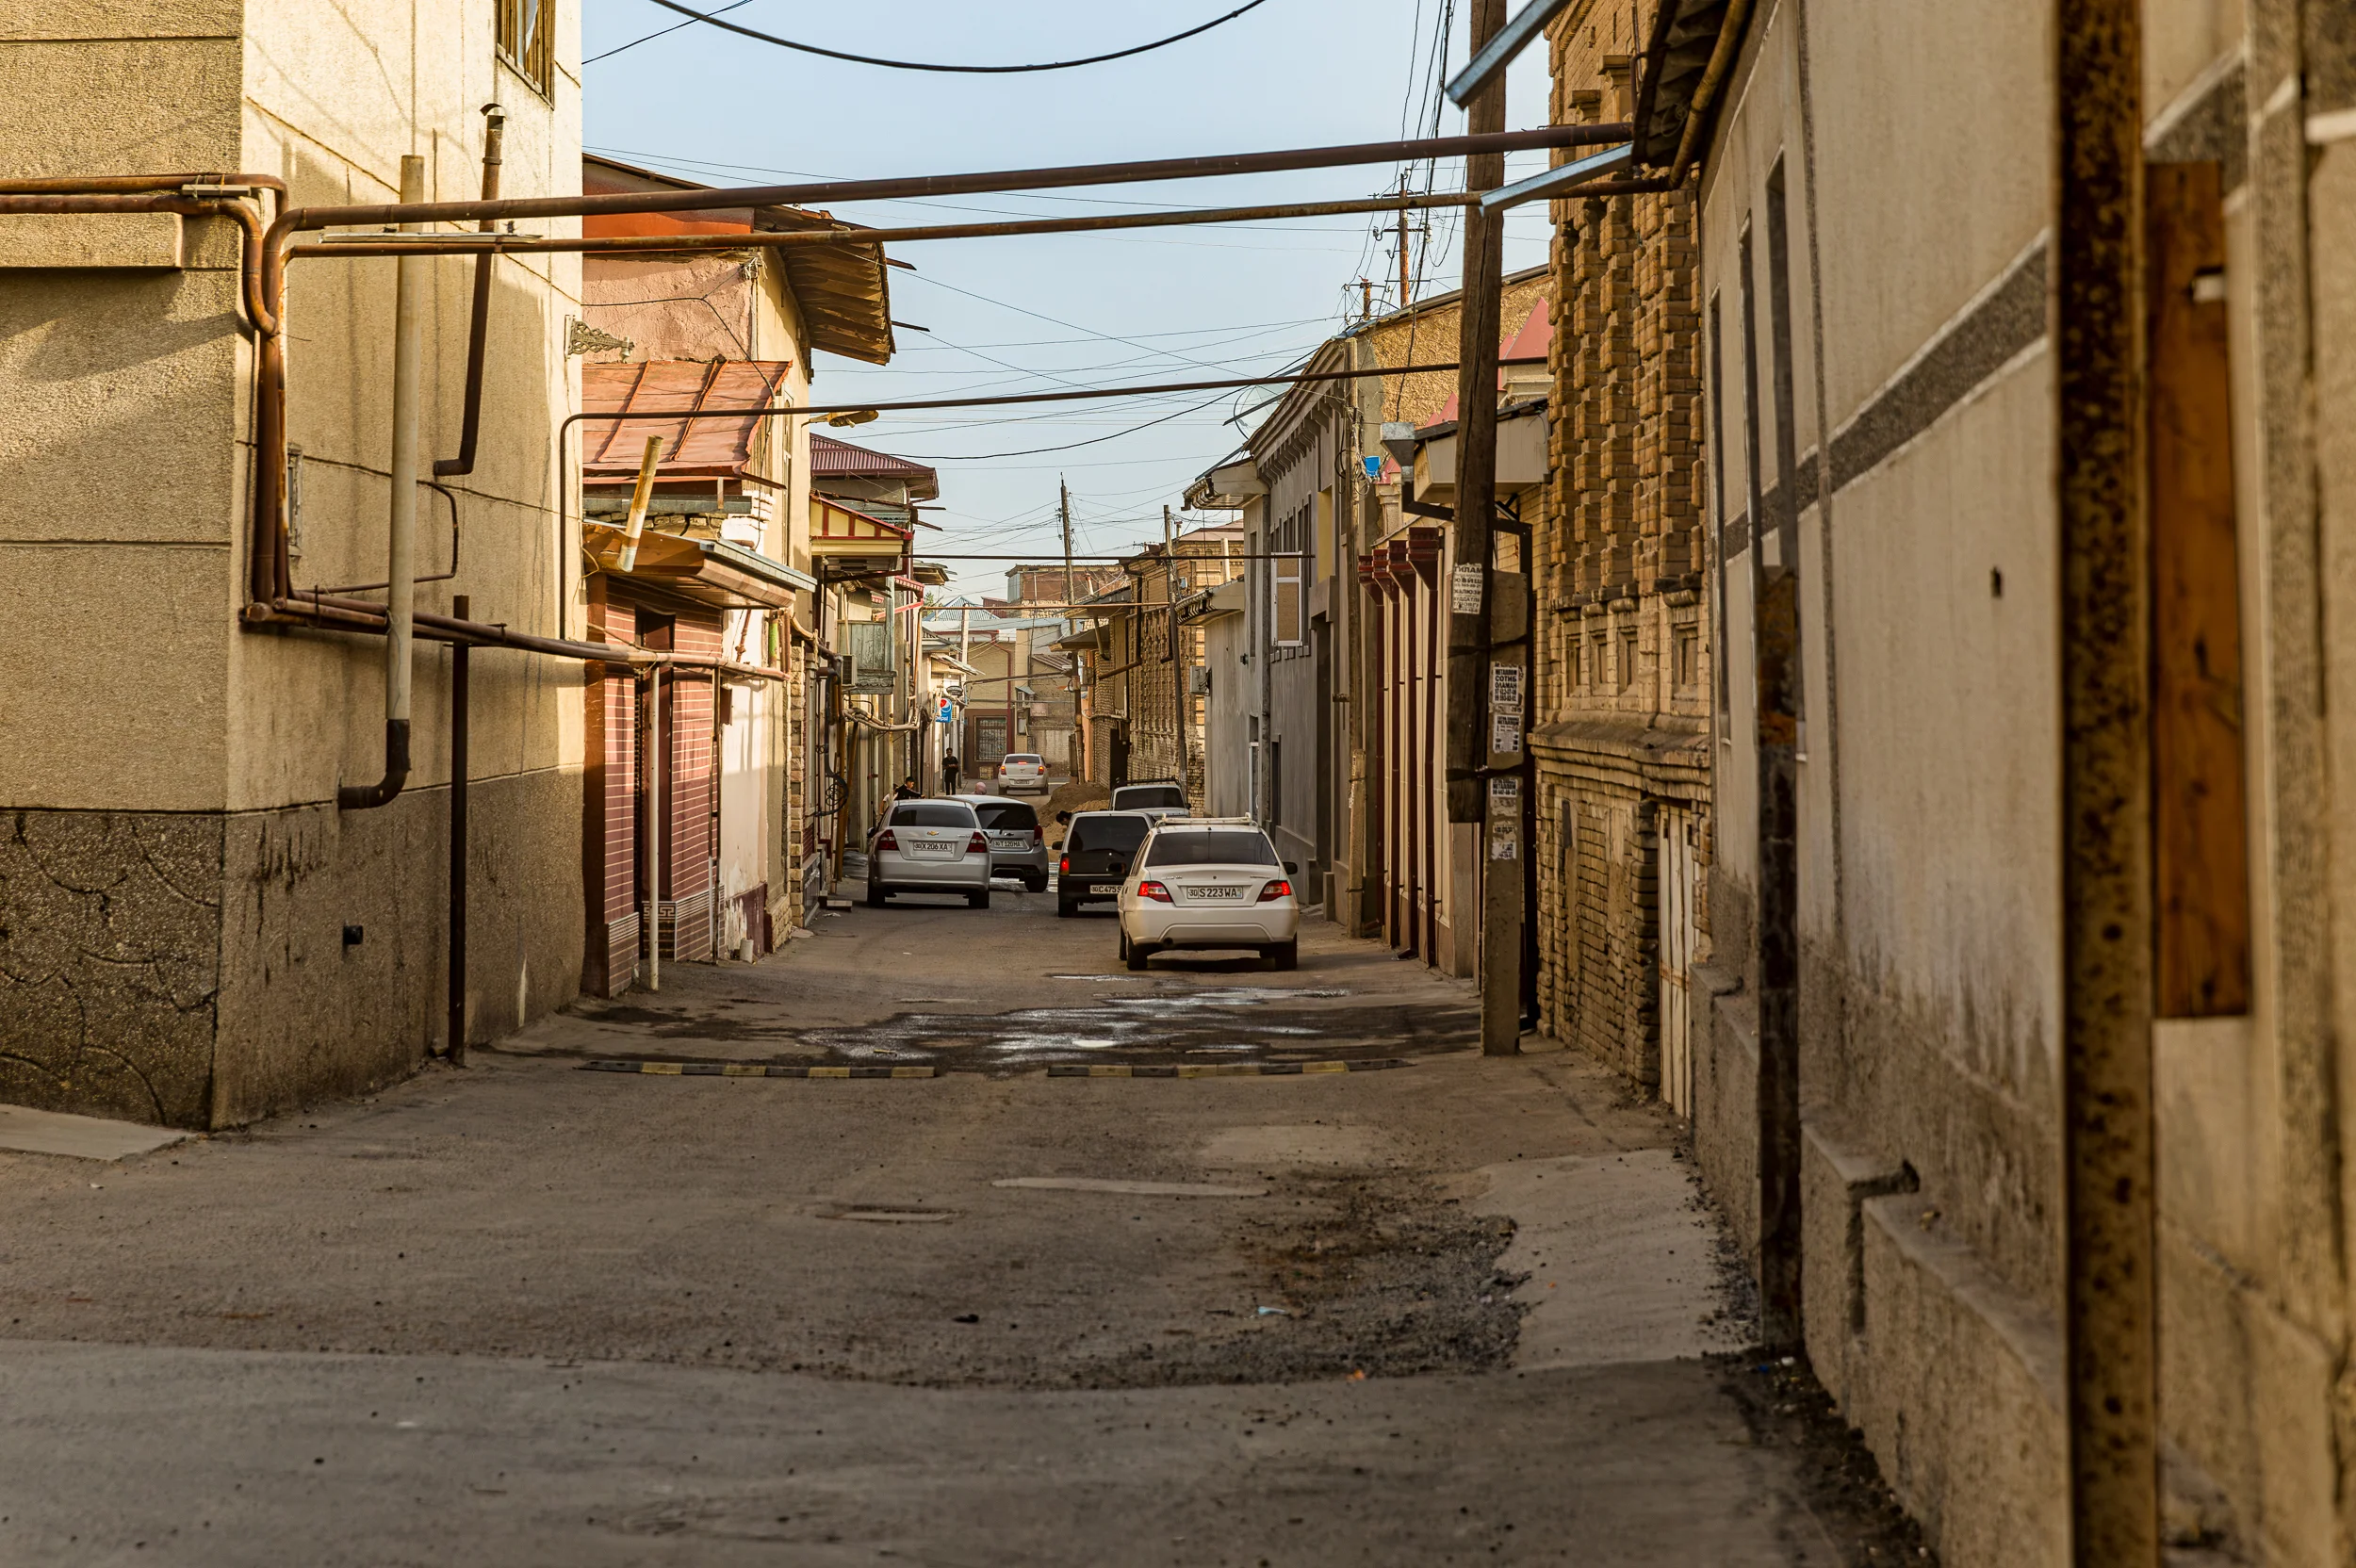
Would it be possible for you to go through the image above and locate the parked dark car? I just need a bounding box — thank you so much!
[1055,810,1153,917]
[956,793,1049,891]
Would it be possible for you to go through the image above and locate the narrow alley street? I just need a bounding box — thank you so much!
[11,0,2349,1560]
[0,887,1892,1564]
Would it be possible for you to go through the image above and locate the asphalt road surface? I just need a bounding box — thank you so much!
[0,883,1903,1564]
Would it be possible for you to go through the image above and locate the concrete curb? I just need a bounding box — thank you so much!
[1044,1059,1411,1078]
[579,1058,1415,1081]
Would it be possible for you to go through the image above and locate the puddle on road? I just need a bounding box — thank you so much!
[781,990,1470,1071]
[562,982,1467,1072]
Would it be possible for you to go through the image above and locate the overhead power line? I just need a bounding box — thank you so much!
[630,0,1278,74]
[586,0,750,63]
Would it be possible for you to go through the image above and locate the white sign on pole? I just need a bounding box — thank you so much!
[1450,562,1484,615]
[1490,820,1519,860]
[1490,662,1524,716]
[1489,775,1519,804]
[1492,714,1522,756]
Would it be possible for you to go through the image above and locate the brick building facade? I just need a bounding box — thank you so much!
[1530,9,1712,1100]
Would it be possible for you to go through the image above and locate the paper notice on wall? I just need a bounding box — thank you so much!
[1490,821,1519,860]
[1488,775,1519,805]
[1450,562,1484,614]
[1489,662,1524,716]
[1492,714,1522,756]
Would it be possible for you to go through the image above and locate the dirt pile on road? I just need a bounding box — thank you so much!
[1043,779,1110,847]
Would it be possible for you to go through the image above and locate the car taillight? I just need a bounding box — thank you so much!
[1031,828,1043,846]
[1258,879,1291,902]
[1058,856,1070,874]
[1137,880,1173,903]
[875,829,898,852]
[968,832,989,853]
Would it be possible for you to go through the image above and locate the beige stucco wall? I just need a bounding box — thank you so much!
[0,0,591,1126]
[1693,0,2356,1560]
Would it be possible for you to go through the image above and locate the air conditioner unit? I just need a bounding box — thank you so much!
[1187,666,1211,695]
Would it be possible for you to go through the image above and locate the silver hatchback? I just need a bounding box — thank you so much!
[953,794,1049,892]
[866,799,993,908]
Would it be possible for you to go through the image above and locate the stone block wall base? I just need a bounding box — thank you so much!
[0,808,223,1127]
[1851,1192,2067,1568]
[1691,959,1758,1260]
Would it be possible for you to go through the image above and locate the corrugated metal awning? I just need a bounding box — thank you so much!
[810,433,937,482]
[583,155,896,365]
[581,360,792,482]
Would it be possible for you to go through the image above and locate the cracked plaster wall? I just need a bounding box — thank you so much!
[0,811,222,1126]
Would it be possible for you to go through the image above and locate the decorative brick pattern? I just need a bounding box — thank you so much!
[1530,7,1715,1088]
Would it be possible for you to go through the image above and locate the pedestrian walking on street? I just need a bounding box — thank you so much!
[943,753,962,793]
[893,776,921,801]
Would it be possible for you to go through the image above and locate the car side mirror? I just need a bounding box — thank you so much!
[1055,811,1071,825]
[1283,860,1299,874]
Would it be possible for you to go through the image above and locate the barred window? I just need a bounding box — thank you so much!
[498,0,553,97]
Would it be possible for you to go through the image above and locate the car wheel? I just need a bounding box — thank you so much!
[1056,898,1077,919]
[865,880,886,908]
[1124,935,1153,972]
[1268,939,1299,972]
[1025,874,1048,893]
[968,888,991,910]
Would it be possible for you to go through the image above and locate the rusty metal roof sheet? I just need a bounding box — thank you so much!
[581,359,792,480]
[810,433,938,482]
[582,155,896,365]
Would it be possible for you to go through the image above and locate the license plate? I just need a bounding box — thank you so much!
[1189,886,1245,901]
[1089,883,1121,895]
[990,836,1024,849]
[908,842,956,857]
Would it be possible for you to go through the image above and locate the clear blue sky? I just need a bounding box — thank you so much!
[581,1,1558,599]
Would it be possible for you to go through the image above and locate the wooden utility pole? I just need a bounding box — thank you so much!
[1397,203,1414,309]
[2056,0,2158,1560]
[1166,505,1186,795]
[1062,478,1084,781]
[1450,0,1518,1055]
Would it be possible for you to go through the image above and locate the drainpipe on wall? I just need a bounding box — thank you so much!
[433,104,505,481]
[644,668,663,992]
[340,154,428,810]
[447,595,470,1062]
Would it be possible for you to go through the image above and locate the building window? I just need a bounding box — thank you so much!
[1619,626,1639,693]
[1674,625,1700,690]
[498,0,554,97]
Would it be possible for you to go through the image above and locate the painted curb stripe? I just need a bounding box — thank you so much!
[1044,1058,1411,1079]
[582,1058,1410,1080]
[582,1061,938,1079]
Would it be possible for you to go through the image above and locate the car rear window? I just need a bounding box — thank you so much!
[890,803,977,828]
[1144,830,1280,868]
[1113,784,1186,809]
[1067,814,1149,855]
[1003,754,1042,764]
[974,801,1038,831]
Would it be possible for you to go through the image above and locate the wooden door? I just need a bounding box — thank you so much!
[1658,804,1698,1117]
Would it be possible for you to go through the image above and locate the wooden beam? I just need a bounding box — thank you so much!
[2146,160,2251,1018]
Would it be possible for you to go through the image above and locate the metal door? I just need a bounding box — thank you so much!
[1658,804,1698,1116]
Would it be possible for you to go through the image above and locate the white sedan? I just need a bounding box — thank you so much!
[996,753,1048,793]
[1115,819,1300,972]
